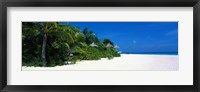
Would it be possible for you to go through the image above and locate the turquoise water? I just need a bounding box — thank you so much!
[121,52,178,55]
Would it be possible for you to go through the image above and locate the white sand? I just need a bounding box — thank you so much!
[22,54,178,71]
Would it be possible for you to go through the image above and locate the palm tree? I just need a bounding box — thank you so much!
[83,28,97,44]
[87,31,96,44]
[60,25,76,46]
[75,32,86,43]
[103,38,114,46]
[41,22,59,67]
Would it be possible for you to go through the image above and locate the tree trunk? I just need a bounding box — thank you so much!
[42,34,47,67]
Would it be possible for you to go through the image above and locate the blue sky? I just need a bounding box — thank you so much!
[60,22,178,53]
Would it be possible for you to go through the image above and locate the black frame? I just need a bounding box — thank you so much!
[0,0,200,92]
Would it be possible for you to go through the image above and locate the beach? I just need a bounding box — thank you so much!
[22,54,178,71]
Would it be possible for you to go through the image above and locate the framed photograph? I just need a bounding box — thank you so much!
[0,0,199,92]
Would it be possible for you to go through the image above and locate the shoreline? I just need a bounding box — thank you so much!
[22,54,178,71]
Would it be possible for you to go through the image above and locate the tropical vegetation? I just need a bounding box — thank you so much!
[22,22,120,67]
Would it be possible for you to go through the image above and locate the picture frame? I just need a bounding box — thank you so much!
[0,0,199,92]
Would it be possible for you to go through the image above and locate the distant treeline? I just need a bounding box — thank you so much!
[22,22,120,67]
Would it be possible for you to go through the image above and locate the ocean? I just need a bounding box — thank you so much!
[121,52,178,55]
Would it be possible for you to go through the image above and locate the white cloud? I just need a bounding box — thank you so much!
[133,40,136,44]
[166,30,178,36]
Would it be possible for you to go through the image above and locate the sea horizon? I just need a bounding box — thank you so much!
[120,52,178,55]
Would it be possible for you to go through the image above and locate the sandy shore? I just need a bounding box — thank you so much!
[22,54,178,71]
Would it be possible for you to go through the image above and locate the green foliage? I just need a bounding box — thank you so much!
[22,22,120,67]
[103,39,114,45]
[22,22,43,66]
[83,28,99,44]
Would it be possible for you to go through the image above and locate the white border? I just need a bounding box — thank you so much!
[7,7,193,85]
